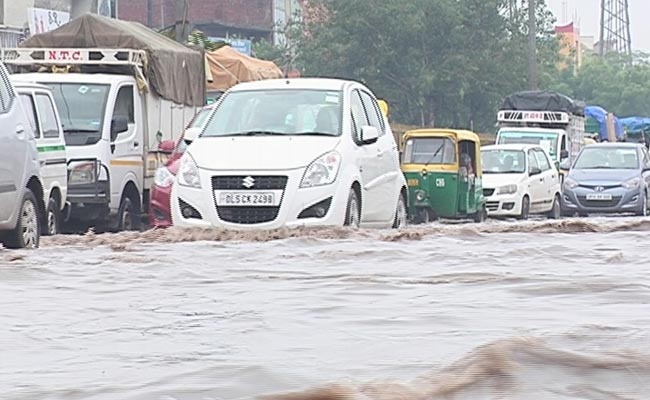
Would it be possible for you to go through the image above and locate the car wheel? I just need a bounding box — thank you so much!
[45,197,61,236]
[637,192,648,217]
[392,193,407,228]
[518,195,530,220]
[117,195,141,231]
[547,194,561,220]
[4,189,40,249]
[473,205,487,223]
[344,189,360,228]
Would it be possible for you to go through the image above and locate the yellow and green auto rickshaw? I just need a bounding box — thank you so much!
[400,129,487,223]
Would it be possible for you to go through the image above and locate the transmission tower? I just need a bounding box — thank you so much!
[599,0,632,57]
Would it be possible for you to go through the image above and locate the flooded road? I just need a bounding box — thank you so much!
[2,218,650,399]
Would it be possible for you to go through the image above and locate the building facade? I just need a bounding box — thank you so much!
[555,22,582,72]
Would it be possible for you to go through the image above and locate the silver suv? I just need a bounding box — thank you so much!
[0,63,44,249]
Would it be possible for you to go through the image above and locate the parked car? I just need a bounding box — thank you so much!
[561,143,650,216]
[12,79,68,235]
[149,105,214,228]
[171,78,408,229]
[0,63,45,248]
[481,144,562,219]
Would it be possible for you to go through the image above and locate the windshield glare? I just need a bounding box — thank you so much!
[46,83,109,146]
[202,89,343,137]
[402,137,456,164]
[482,149,526,173]
[574,147,639,170]
[498,131,558,159]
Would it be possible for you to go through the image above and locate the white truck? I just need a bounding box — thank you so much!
[0,15,205,231]
[495,91,586,181]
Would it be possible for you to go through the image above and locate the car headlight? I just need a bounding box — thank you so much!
[564,177,578,189]
[415,190,426,201]
[497,184,518,195]
[300,151,341,188]
[154,166,175,188]
[68,161,98,185]
[177,153,201,188]
[622,177,641,189]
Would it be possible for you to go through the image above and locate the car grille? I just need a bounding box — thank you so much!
[486,201,499,211]
[483,188,495,197]
[577,196,622,208]
[578,184,621,190]
[212,175,288,190]
[212,176,288,224]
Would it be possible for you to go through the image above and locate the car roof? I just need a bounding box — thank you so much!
[229,77,354,92]
[584,142,643,149]
[10,79,52,92]
[404,129,480,142]
[482,144,538,151]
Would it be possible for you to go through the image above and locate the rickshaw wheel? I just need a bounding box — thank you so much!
[473,205,487,223]
[416,208,433,224]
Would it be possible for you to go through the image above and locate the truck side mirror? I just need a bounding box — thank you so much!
[110,116,129,142]
[560,150,569,160]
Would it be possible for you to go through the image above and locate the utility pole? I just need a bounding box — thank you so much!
[527,0,538,90]
[70,0,96,19]
[147,0,153,27]
[175,0,189,43]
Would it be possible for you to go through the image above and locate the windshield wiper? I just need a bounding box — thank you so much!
[237,131,286,136]
[294,131,337,136]
[424,143,445,166]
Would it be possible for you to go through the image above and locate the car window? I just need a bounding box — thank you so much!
[358,90,385,136]
[528,150,539,172]
[20,94,40,138]
[113,85,134,123]
[534,149,552,171]
[0,67,14,113]
[35,94,60,139]
[350,90,368,142]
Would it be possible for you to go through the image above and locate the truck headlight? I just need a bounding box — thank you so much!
[68,161,98,185]
[300,151,341,188]
[622,177,641,189]
[564,177,578,189]
[154,166,175,188]
[497,184,518,195]
[178,154,201,188]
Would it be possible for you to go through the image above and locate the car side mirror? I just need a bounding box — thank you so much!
[529,167,542,176]
[183,127,202,144]
[560,150,569,160]
[110,116,129,142]
[360,125,379,145]
[158,139,176,154]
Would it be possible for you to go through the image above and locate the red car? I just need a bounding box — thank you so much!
[149,105,214,228]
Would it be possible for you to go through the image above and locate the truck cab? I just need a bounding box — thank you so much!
[496,127,569,167]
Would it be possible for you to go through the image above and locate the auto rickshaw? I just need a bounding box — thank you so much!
[400,129,487,223]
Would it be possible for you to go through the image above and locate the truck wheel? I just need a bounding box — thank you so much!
[344,189,360,228]
[117,195,141,231]
[518,196,530,220]
[4,189,40,249]
[45,197,61,236]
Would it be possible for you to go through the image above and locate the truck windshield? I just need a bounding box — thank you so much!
[202,89,342,137]
[46,83,109,146]
[402,137,456,164]
[482,149,526,173]
[498,131,558,160]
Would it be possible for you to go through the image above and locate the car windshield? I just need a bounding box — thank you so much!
[402,137,456,164]
[573,147,639,170]
[202,89,342,137]
[498,131,558,160]
[481,149,526,173]
[45,83,109,146]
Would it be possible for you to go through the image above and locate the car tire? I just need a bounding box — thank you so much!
[44,197,61,236]
[518,195,530,220]
[344,189,360,228]
[392,193,407,229]
[117,195,141,232]
[636,192,648,217]
[473,205,487,223]
[4,189,40,249]
[547,194,561,220]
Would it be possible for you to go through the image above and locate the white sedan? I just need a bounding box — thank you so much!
[170,78,408,230]
[481,144,562,219]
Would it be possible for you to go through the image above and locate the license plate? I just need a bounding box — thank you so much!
[586,193,612,201]
[215,191,281,206]
[407,178,419,187]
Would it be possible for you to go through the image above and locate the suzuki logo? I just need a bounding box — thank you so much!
[242,176,255,188]
[595,186,605,192]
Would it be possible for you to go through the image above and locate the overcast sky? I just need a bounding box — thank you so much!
[546,0,650,52]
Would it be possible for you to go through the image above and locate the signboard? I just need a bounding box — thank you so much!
[27,8,70,35]
[45,49,87,62]
[209,37,252,56]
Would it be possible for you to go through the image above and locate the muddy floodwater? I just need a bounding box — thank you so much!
[2,218,650,399]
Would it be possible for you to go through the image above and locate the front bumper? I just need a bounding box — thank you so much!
[562,186,642,214]
[149,183,172,228]
[171,168,350,230]
[483,190,522,217]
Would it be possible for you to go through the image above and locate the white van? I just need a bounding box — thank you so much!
[0,63,44,248]
[12,79,67,235]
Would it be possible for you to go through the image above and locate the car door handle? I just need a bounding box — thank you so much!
[133,141,140,148]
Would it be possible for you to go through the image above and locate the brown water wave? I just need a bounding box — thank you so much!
[262,337,650,399]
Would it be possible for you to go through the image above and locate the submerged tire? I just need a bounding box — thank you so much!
[45,197,61,236]
[392,193,407,228]
[519,196,530,220]
[116,195,141,232]
[4,189,40,249]
[473,205,487,223]
[344,189,360,228]
[547,194,561,220]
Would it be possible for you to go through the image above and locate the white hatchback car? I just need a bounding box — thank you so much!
[481,144,562,219]
[171,78,408,230]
